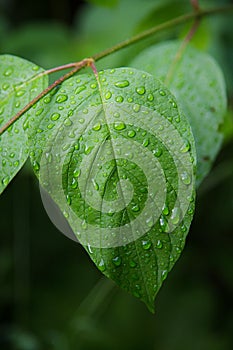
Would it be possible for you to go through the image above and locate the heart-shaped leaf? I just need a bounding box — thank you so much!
[130,40,227,185]
[0,54,48,193]
[28,67,196,311]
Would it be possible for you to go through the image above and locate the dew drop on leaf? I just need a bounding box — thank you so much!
[114,80,130,88]
[105,91,112,100]
[114,121,126,130]
[129,260,137,268]
[112,256,122,267]
[51,113,60,121]
[115,96,124,103]
[156,240,163,249]
[142,240,152,250]
[98,259,106,272]
[4,67,13,76]
[56,94,68,103]
[127,130,136,138]
[136,86,146,95]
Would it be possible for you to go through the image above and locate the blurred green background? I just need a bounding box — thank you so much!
[0,0,233,349]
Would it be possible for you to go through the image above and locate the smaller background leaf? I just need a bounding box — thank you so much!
[130,40,227,185]
[0,54,48,193]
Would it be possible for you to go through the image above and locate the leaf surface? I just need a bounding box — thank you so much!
[130,40,227,185]
[0,54,48,193]
[28,67,196,311]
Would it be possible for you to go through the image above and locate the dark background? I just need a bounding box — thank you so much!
[0,0,233,349]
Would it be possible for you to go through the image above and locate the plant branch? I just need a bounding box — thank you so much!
[92,4,233,61]
[0,59,94,135]
[0,3,233,136]
[191,0,200,12]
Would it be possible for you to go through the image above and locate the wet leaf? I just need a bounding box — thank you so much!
[130,40,227,185]
[28,67,196,311]
[0,54,48,193]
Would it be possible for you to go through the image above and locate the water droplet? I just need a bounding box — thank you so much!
[75,85,86,94]
[153,147,163,157]
[156,240,163,249]
[9,152,15,158]
[73,168,81,178]
[114,80,130,88]
[115,96,124,103]
[4,67,13,76]
[136,86,146,95]
[181,224,187,232]
[64,118,72,127]
[84,145,92,155]
[143,138,149,147]
[56,94,68,103]
[87,243,93,254]
[129,260,137,268]
[146,217,154,228]
[147,93,154,102]
[2,176,9,186]
[90,83,97,89]
[16,89,26,97]
[63,211,69,218]
[51,113,60,121]
[162,270,168,281]
[32,65,40,71]
[45,152,53,163]
[92,179,99,191]
[92,123,101,131]
[170,100,177,108]
[71,178,78,189]
[105,91,112,100]
[132,204,140,212]
[181,172,191,185]
[188,207,194,215]
[2,83,10,90]
[180,139,190,153]
[112,256,122,267]
[32,160,40,171]
[43,96,51,104]
[47,123,54,129]
[36,108,44,116]
[159,215,170,233]
[127,130,136,138]
[170,207,180,225]
[159,90,166,96]
[66,194,72,205]
[133,104,140,113]
[142,240,151,250]
[98,258,106,272]
[114,122,126,131]
[23,119,29,130]
[162,205,169,216]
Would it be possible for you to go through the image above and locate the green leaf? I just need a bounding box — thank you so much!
[85,0,119,7]
[28,67,196,311]
[130,40,227,185]
[0,54,48,194]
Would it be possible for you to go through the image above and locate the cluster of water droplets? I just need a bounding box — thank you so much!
[37,69,195,251]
